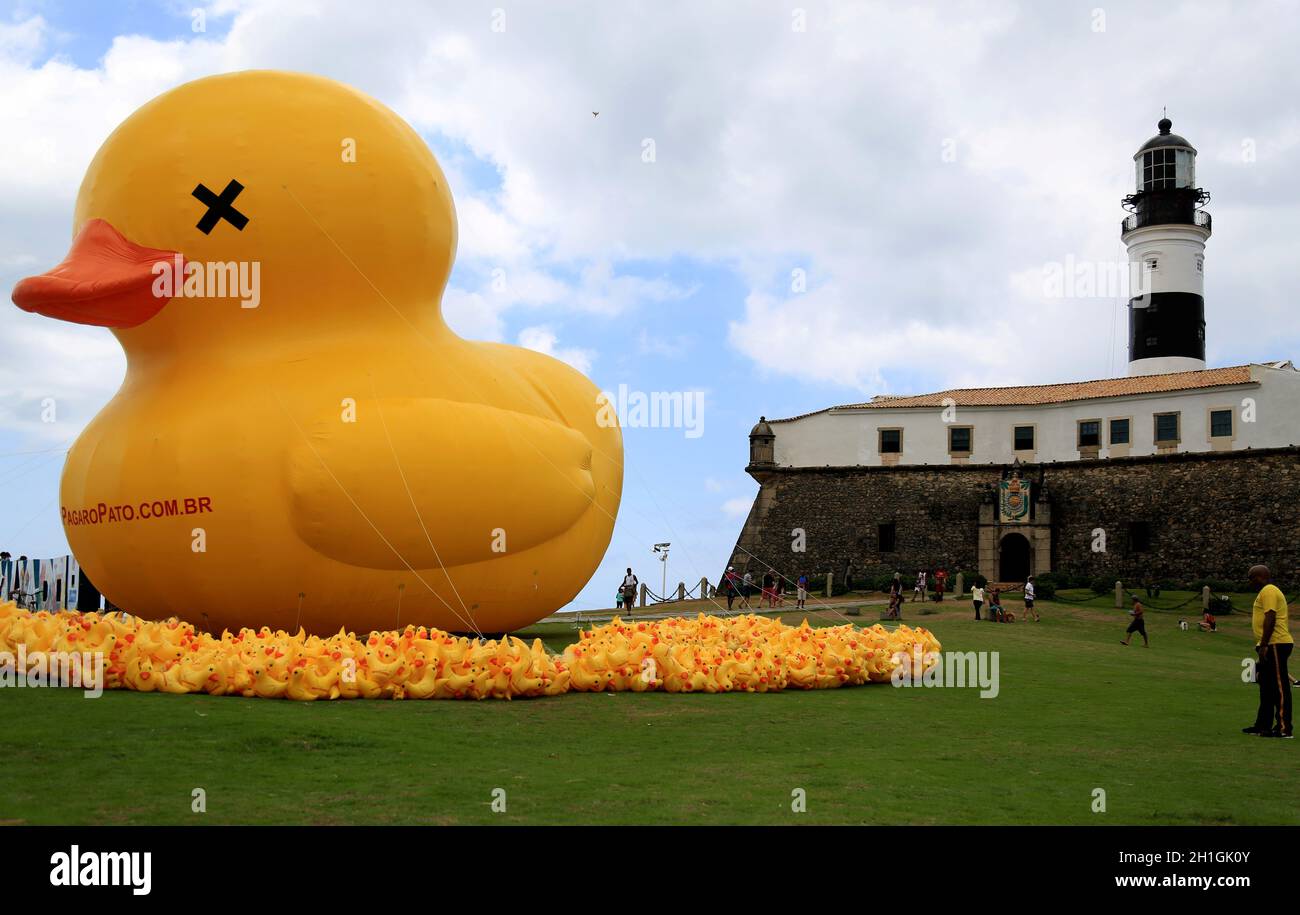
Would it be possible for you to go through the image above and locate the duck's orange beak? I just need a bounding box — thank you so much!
[12,218,182,328]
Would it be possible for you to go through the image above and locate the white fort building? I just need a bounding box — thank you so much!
[751,118,1300,471]
[730,118,1300,586]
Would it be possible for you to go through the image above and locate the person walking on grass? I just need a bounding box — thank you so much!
[621,568,638,615]
[972,582,985,621]
[935,568,948,602]
[1120,597,1148,647]
[912,570,926,603]
[796,572,808,611]
[742,570,754,610]
[1243,564,1293,739]
[1023,575,1039,622]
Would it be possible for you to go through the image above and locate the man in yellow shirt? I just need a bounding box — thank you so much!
[1245,565,1293,739]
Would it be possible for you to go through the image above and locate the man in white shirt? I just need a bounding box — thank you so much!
[972,583,986,620]
[912,571,926,603]
[1023,576,1039,622]
[621,568,638,614]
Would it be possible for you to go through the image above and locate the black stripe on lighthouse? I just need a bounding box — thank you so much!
[1128,291,1206,362]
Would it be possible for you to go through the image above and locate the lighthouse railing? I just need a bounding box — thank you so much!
[1121,208,1211,234]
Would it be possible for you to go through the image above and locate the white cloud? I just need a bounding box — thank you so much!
[516,325,594,374]
[441,287,506,342]
[0,314,126,445]
[0,15,45,64]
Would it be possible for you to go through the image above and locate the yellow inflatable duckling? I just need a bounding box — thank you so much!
[12,71,622,636]
[0,605,941,700]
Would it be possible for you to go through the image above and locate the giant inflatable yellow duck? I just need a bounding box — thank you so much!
[12,71,623,635]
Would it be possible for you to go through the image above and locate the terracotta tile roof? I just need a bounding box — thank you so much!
[770,364,1261,422]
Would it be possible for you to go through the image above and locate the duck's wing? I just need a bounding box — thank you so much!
[286,397,596,571]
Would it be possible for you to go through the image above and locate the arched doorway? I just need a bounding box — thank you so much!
[999,532,1031,582]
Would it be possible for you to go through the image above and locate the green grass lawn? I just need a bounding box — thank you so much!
[0,597,1291,825]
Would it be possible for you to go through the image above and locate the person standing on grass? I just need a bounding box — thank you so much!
[1121,597,1148,647]
[742,570,754,609]
[972,582,985,620]
[1023,576,1039,622]
[935,567,947,602]
[722,566,739,612]
[796,572,808,610]
[1244,564,1293,739]
[913,570,926,603]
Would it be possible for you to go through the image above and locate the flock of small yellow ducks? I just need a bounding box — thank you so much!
[0,600,940,700]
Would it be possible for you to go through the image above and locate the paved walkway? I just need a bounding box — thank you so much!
[535,594,961,627]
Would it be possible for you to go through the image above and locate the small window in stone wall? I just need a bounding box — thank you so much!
[1129,521,1152,553]
[879,429,902,453]
[878,523,897,553]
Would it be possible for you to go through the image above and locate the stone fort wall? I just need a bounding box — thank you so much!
[726,446,1300,587]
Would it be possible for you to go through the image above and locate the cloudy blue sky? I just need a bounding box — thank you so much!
[2,0,1297,611]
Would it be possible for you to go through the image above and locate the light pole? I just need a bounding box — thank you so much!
[653,543,670,601]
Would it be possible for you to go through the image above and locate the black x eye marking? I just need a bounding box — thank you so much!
[192,179,249,234]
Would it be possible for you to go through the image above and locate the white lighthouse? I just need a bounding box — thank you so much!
[1121,117,1212,376]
